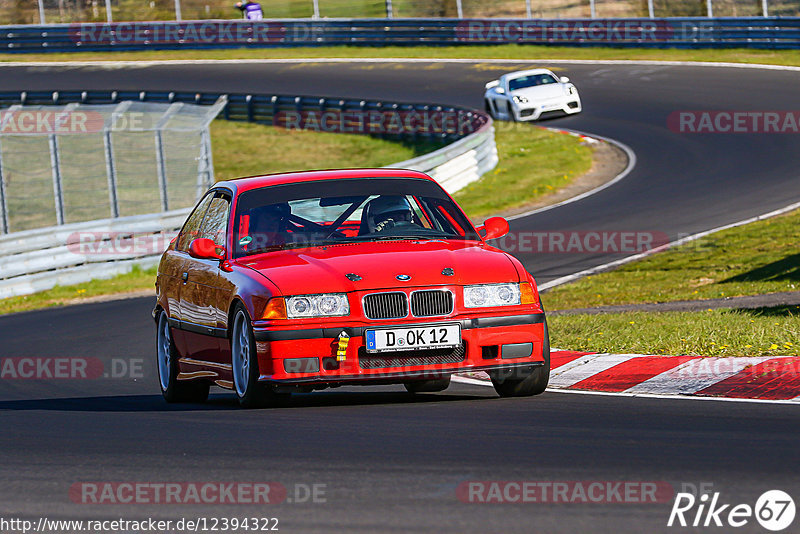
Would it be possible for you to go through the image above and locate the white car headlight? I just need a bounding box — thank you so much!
[512,95,528,104]
[286,293,349,318]
[566,86,576,95]
[464,283,521,308]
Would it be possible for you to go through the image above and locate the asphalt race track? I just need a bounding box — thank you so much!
[1,60,800,533]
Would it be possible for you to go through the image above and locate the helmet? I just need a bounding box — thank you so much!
[364,196,414,232]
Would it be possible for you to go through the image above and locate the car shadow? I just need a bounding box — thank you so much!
[721,254,800,284]
[0,388,494,413]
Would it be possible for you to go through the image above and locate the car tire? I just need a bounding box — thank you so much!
[156,311,210,403]
[490,319,550,397]
[404,376,451,394]
[484,99,496,119]
[231,304,290,408]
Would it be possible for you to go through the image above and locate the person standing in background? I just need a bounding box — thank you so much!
[235,0,263,20]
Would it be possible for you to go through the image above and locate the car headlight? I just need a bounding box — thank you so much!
[464,283,521,308]
[566,86,576,95]
[512,95,528,104]
[286,293,349,318]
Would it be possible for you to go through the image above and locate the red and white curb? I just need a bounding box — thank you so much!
[455,350,800,402]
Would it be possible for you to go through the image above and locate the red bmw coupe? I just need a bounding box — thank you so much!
[154,169,549,407]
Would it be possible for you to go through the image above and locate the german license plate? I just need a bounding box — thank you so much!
[365,324,461,353]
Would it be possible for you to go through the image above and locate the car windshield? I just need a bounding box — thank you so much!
[508,74,558,91]
[233,177,480,257]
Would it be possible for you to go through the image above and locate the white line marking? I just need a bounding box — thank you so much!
[624,357,773,395]
[504,129,637,222]
[450,375,800,405]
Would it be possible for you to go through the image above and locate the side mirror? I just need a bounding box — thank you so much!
[485,79,500,90]
[478,217,510,241]
[560,76,570,83]
[495,87,505,95]
[189,238,225,260]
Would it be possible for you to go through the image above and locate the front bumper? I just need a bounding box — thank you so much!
[514,97,582,121]
[252,313,547,385]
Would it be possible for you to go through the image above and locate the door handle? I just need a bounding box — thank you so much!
[181,272,189,282]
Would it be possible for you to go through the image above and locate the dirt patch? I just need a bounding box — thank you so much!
[494,137,629,220]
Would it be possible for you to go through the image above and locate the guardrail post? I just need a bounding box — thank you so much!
[49,134,65,225]
[197,129,214,200]
[456,0,463,18]
[0,138,7,234]
[647,0,654,18]
[385,0,393,19]
[312,0,320,18]
[762,0,769,16]
[174,0,182,21]
[37,0,46,24]
[525,0,532,18]
[589,0,596,18]
[105,0,113,23]
[706,0,713,17]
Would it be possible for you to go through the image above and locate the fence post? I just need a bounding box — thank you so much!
[49,134,65,225]
[706,0,713,17]
[456,0,463,18]
[762,0,768,16]
[197,130,214,200]
[104,101,131,219]
[648,0,654,18]
[385,0,393,18]
[0,139,7,234]
[312,0,320,18]
[37,0,46,24]
[105,0,113,23]
[589,0,596,18]
[525,0,532,18]
[154,103,184,212]
[174,0,182,21]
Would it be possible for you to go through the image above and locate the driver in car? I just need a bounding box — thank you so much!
[365,196,418,233]
[246,203,292,251]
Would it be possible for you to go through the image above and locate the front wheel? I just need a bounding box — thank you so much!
[490,320,550,397]
[156,311,209,403]
[231,305,289,408]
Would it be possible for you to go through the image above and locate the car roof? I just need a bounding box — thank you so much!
[215,168,436,195]
[502,68,556,81]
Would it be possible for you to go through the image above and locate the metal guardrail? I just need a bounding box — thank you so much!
[0,89,497,298]
[1,18,799,51]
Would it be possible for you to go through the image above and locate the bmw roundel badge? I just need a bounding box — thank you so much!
[396,274,412,281]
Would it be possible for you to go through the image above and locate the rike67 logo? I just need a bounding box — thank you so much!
[668,490,795,531]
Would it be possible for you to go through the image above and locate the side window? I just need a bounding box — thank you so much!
[199,193,231,248]
[177,193,214,252]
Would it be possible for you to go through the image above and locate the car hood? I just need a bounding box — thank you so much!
[512,84,566,101]
[238,240,520,295]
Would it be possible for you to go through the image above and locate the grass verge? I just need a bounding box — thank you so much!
[549,306,800,357]
[0,119,592,315]
[2,45,800,67]
[544,208,800,310]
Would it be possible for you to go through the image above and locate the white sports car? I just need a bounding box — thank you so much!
[484,69,582,122]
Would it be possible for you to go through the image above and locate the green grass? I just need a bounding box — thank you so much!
[544,208,800,311]
[549,306,800,357]
[3,45,800,67]
[454,126,593,220]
